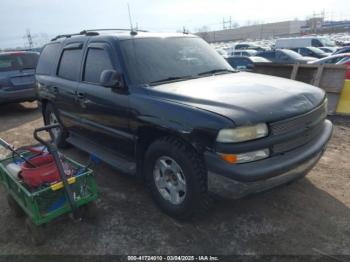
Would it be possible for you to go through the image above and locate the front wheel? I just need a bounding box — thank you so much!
[144,137,211,220]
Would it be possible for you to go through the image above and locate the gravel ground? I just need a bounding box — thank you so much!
[0,102,349,259]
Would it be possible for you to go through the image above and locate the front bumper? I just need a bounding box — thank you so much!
[0,88,36,104]
[208,152,322,199]
[204,119,333,195]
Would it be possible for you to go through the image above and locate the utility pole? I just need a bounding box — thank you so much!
[26,29,33,49]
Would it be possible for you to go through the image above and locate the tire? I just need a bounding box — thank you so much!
[7,194,25,218]
[44,103,69,148]
[25,218,45,246]
[144,136,211,220]
[80,201,98,221]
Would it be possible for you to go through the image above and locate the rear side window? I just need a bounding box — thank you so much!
[36,44,60,75]
[58,48,83,81]
[0,53,38,72]
[83,48,113,84]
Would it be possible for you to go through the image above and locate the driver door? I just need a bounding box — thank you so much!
[76,42,133,159]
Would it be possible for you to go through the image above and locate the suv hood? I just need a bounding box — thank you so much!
[146,72,325,126]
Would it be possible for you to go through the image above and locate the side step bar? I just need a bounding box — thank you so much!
[67,134,136,175]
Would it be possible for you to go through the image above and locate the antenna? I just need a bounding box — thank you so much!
[127,3,134,31]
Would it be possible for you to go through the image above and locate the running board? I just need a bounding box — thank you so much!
[67,134,136,175]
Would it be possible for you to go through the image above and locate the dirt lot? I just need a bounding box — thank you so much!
[0,102,349,259]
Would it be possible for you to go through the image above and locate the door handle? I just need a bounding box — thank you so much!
[76,92,85,100]
[76,92,89,107]
[52,86,58,94]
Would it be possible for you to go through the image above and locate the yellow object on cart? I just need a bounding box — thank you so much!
[50,177,76,191]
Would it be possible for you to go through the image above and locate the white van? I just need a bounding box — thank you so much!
[275,37,335,49]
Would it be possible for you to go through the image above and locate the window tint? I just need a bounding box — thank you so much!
[0,53,39,72]
[83,48,113,83]
[120,37,231,85]
[58,48,83,81]
[36,44,60,75]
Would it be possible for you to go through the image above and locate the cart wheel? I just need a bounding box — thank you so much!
[7,194,25,218]
[25,218,45,246]
[81,201,98,221]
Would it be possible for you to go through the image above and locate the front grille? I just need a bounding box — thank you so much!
[270,100,327,136]
[269,100,327,154]
[272,122,323,154]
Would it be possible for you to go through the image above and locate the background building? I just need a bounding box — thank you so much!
[196,18,350,43]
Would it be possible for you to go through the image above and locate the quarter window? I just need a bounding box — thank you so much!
[83,48,113,84]
[36,43,60,75]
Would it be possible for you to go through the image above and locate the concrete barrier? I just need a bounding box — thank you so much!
[253,63,348,115]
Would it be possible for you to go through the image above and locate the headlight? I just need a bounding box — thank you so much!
[216,123,268,143]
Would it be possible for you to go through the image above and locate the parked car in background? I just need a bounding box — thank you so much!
[216,49,228,58]
[308,53,350,64]
[234,43,266,51]
[257,49,316,64]
[226,56,270,70]
[36,30,332,219]
[333,46,350,55]
[0,51,39,104]
[291,47,328,59]
[319,46,339,53]
[232,50,258,57]
[275,37,336,48]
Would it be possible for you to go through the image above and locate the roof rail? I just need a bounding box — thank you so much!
[81,28,148,33]
[51,31,99,41]
[51,28,148,41]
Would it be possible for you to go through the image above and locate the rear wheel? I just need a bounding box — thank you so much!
[7,194,25,218]
[25,218,45,246]
[44,103,68,148]
[145,136,211,220]
[80,201,98,221]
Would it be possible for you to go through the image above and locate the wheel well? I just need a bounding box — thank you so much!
[135,127,197,176]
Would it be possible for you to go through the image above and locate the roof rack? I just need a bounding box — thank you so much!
[51,28,148,41]
[81,28,148,33]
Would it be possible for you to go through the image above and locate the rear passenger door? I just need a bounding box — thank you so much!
[54,42,84,130]
[76,42,133,158]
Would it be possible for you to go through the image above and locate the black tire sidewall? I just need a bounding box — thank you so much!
[145,138,206,219]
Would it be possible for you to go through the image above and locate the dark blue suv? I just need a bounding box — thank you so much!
[0,51,39,104]
[36,30,333,219]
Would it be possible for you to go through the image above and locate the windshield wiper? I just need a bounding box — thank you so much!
[150,75,193,84]
[197,69,235,76]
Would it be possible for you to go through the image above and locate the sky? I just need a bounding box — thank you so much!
[1,0,350,48]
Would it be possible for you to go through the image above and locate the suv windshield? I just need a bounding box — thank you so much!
[0,53,38,72]
[120,37,233,85]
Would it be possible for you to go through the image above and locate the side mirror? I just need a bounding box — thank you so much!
[100,69,124,89]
